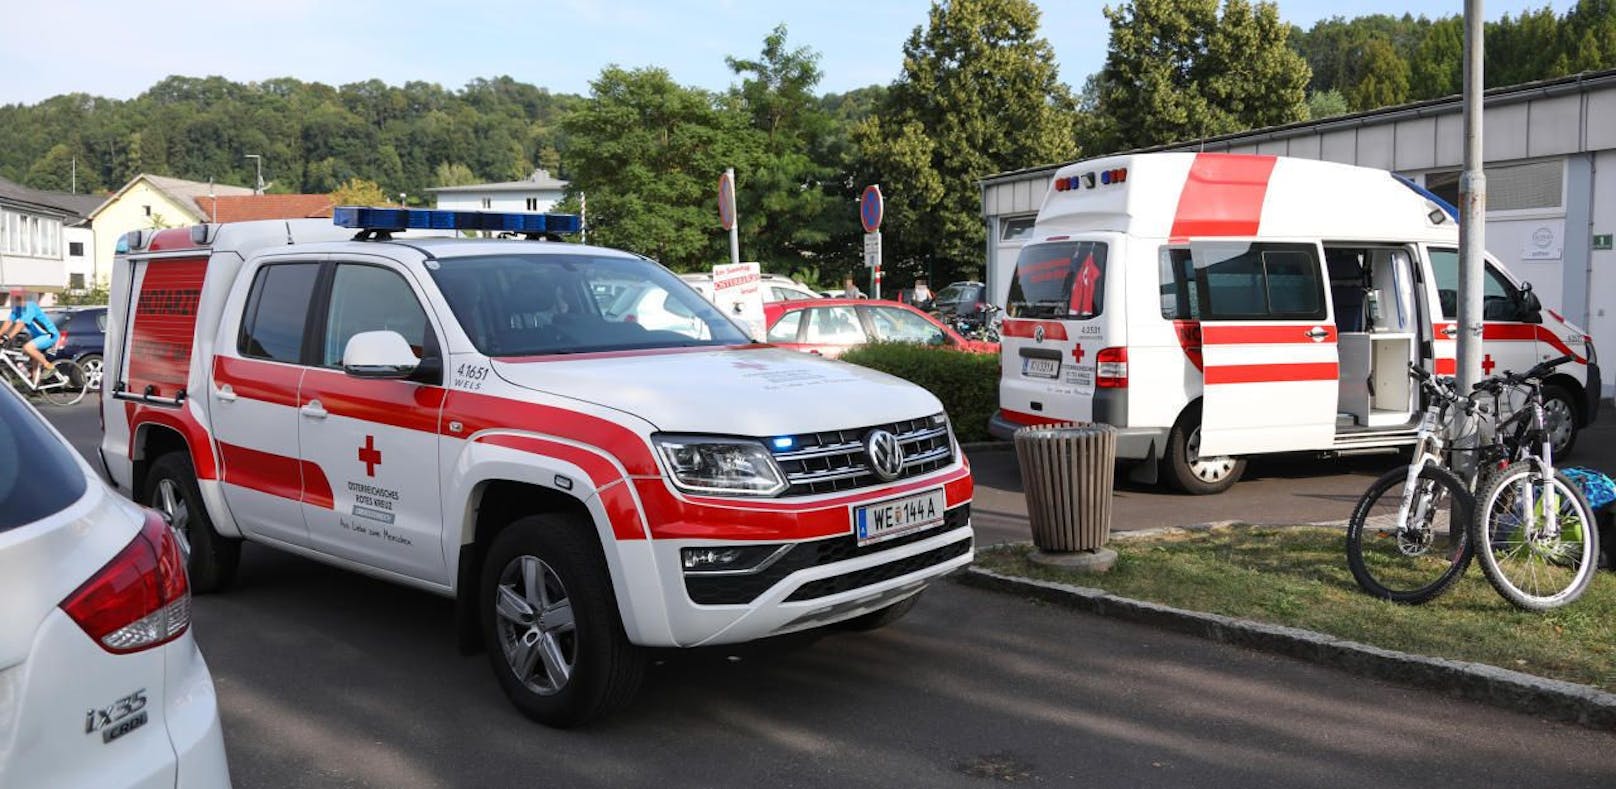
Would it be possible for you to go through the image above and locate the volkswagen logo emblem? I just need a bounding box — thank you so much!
[864,429,905,482]
[1033,325,1046,344]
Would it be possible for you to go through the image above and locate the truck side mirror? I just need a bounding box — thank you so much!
[1517,282,1543,323]
[342,330,420,379]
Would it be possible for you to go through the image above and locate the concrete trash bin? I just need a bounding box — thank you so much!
[1013,422,1118,554]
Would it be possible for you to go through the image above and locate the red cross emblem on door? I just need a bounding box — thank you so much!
[359,435,382,477]
[1481,354,1496,375]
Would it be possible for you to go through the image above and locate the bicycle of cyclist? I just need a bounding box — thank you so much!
[2,289,63,386]
[1470,356,1601,611]
[0,289,86,406]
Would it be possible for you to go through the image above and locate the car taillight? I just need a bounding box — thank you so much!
[60,509,190,654]
[1096,347,1128,388]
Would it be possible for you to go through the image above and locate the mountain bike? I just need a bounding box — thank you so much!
[1469,355,1600,611]
[1344,364,1501,603]
[0,342,87,406]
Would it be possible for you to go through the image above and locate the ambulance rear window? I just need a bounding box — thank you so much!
[1006,241,1108,319]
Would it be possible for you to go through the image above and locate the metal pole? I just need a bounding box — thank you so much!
[1458,0,1486,396]
[725,168,740,267]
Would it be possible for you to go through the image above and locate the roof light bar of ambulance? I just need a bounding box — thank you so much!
[1052,168,1125,192]
[1096,347,1128,389]
[332,206,582,234]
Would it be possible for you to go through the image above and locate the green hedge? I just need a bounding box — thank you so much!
[839,342,999,443]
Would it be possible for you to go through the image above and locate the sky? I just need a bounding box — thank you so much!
[0,0,1581,106]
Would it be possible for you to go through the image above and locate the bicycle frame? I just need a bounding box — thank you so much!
[0,346,70,395]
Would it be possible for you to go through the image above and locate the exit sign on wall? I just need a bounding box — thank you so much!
[1595,233,1613,251]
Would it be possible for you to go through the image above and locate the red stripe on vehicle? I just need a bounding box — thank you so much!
[217,441,333,509]
[145,229,203,253]
[1434,358,1457,375]
[213,356,301,407]
[999,408,1064,427]
[1201,324,1336,344]
[1204,362,1339,384]
[1172,320,1204,371]
[442,391,661,476]
[1483,323,1586,363]
[1000,320,1069,341]
[473,434,647,541]
[125,401,219,481]
[1169,154,1277,238]
[301,367,445,434]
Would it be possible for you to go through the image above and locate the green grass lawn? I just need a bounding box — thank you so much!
[974,525,1616,692]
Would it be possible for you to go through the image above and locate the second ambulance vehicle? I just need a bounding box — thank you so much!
[98,208,974,727]
[992,152,1600,494]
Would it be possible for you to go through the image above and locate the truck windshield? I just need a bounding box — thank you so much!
[428,253,752,356]
[1006,241,1108,319]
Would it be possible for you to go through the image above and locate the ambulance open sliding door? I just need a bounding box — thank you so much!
[1192,241,1339,457]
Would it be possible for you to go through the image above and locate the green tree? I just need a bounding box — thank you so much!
[1409,16,1463,99]
[1306,89,1349,120]
[330,177,392,207]
[559,66,751,269]
[1100,0,1309,149]
[725,24,840,274]
[1554,0,1616,73]
[433,162,479,188]
[1345,38,1411,110]
[857,0,1078,285]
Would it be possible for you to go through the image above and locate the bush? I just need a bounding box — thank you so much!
[839,342,999,443]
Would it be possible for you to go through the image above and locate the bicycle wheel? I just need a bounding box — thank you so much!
[39,359,87,406]
[1473,462,1600,611]
[1346,464,1474,604]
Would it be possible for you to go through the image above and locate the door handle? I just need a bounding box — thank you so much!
[300,400,328,419]
[215,384,237,402]
[1441,325,1459,338]
[1305,328,1330,340]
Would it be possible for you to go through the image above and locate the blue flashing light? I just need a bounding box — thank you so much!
[771,437,795,450]
[1390,174,1458,222]
[332,206,582,234]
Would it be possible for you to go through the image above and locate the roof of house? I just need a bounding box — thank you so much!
[0,176,102,221]
[89,174,255,222]
[203,194,334,222]
[426,168,568,194]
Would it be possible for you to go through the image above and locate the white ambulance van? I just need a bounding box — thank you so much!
[98,208,974,726]
[990,152,1601,494]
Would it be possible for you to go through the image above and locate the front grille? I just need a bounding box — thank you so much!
[684,504,970,605]
[784,534,973,602]
[771,414,955,496]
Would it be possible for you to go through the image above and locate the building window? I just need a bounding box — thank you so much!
[526,197,538,211]
[481,198,492,209]
[69,273,86,290]
[1000,216,1036,242]
[69,241,84,257]
[143,205,152,216]
[1423,160,1564,212]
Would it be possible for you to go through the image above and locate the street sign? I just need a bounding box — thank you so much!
[860,184,883,233]
[864,232,881,268]
[718,170,736,231]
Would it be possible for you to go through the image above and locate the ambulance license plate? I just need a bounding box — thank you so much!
[853,488,947,546]
[1023,357,1060,379]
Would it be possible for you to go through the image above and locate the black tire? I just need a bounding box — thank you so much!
[39,359,86,406]
[1161,405,1246,495]
[1540,384,1579,459]
[1472,463,1599,611]
[144,452,241,593]
[77,353,104,392]
[480,514,645,727]
[1345,464,1474,604]
[838,590,923,632]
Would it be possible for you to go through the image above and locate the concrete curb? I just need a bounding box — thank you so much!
[958,563,1616,731]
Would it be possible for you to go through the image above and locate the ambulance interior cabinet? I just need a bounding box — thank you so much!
[1336,333,1415,426]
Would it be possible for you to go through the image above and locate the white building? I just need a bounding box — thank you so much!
[0,176,101,294]
[981,68,1616,397]
[427,169,568,213]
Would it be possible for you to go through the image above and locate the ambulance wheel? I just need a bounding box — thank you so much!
[1542,383,1578,459]
[145,453,240,593]
[480,514,645,728]
[838,590,923,632]
[1163,408,1246,495]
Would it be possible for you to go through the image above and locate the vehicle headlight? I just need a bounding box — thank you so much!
[653,435,788,496]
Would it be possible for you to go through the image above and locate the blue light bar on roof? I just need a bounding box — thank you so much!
[332,206,582,234]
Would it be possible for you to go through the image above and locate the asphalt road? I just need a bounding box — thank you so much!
[41,398,1616,788]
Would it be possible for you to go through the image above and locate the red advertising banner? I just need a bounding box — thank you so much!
[127,258,207,399]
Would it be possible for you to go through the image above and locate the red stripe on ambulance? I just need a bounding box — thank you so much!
[1203,363,1340,385]
[1000,320,1069,340]
[217,441,334,509]
[1169,154,1278,238]
[1201,324,1337,345]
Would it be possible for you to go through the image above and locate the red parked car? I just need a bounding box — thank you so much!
[763,298,998,358]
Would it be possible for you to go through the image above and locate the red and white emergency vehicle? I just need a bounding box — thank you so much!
[98,208,973,726]
[991,152,1601,494]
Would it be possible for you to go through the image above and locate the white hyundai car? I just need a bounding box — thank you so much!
[0,386,230,788]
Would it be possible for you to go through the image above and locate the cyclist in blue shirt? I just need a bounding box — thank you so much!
[1,288,61,385]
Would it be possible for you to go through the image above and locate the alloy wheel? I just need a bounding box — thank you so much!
[495,555,578,696]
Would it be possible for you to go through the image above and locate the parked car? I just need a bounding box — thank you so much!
[0,382,230,786]
[764,298,999,358]
[928,281,989,321]
[679,271,822,303]
[44,306,107,390]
